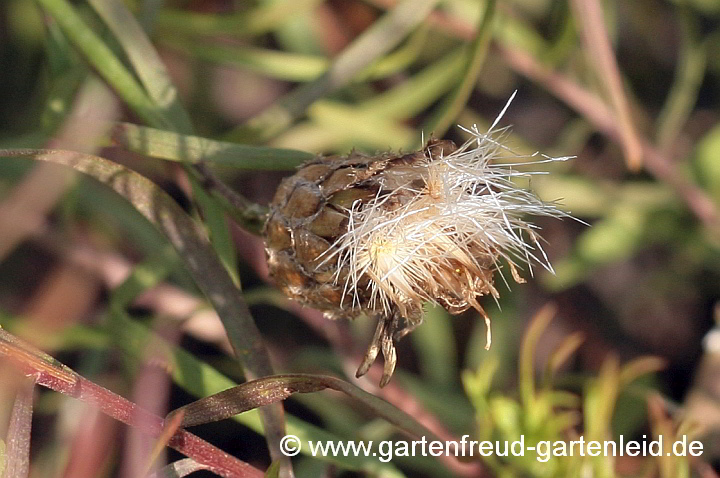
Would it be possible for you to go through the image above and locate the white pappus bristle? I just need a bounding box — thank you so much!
[322,102,573,347]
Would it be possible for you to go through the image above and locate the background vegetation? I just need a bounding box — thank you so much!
[0,0,719,476]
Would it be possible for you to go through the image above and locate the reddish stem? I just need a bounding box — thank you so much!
[0,333,263,478]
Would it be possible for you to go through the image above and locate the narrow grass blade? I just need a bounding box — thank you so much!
[87,0,193,133]
[0,329,263,478]
[109,244,181,309]
[158,38,329,82]
[227,0,443,143]
[0,150,272,380]
[519,304,557,408]
[570,0,643,170]
[35,0,171,129]
[112,123,313,169]
[191,181,239,283]
[421,0,496,140]
[109,312,406,477]
[0,149,290,475]
[656,8,707,151]
[169,374,439,443]
[155,0,325,37]
[4,381,34,478]
[307,102,414,149]
[160,25,426,84]
[357,49,466,120]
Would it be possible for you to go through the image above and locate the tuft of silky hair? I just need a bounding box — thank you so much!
[323,94,573,349]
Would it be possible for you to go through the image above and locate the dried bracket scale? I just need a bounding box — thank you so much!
[264,101,571,386]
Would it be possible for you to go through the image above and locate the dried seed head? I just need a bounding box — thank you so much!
[265,96,572,385]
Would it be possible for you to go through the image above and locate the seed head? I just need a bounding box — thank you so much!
[265,94,573,385]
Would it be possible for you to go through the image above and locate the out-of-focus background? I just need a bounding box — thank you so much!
[0,0,719,477]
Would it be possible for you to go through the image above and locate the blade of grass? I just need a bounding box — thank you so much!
[357,48,466,119]
[4,380,34,478]
[518,304,557,408]
[619,357,667,388]
[159,37,329,81]
[155,0,326,37]
[109,244,182,310]
[420,0,496,140]
[353,25,430,82]
[87,0,193,133]
[0,150,272,384]
[570,0,643,170]
[0,149,289,474]
[226,0,443,143]
[0,328,263,478]
[655,8,708,152]
[584,356,620,441]
[35,0,172,129]
[191,180,239,283]
[107,312,406,477]
[159,25,427,84]
[543,332,585,386]
[168,374,440,443]
[307,101,415,149]
[111,123,313,169]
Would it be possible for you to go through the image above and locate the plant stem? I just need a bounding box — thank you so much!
[0,328,264,478]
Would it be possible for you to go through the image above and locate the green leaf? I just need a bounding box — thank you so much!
[159,37,329,82]
[421,0,496,139]
[155,0,326,37]
[170,374,439,443]
[87,0,193,133]
[112,123,313,170]
[35,0,171,128]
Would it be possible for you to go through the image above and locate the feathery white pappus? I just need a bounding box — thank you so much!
[321,93,573,350]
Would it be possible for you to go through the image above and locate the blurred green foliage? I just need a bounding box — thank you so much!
[0,0,719,477]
